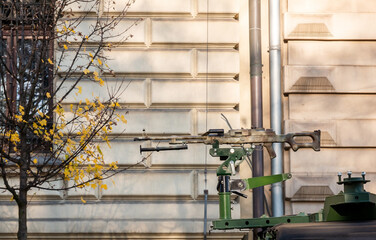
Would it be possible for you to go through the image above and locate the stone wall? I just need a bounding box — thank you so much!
[283,0,376,214]
[0,0,246,239]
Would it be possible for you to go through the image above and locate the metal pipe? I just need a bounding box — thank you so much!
[249,0,264,219]
[269,0,283,216]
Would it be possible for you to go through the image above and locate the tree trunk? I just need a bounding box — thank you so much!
[17,165,28,240]
[17,196,27,240]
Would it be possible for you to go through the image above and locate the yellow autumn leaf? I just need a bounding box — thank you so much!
[77,86,82,94]
[83,69,90,74]
[97,58,102,65]
[97,145,103,155]
[39,119,47,126]
[46,92,51,98]
[80,196,86,203]
[47,58,53,65]
[63,44,68,50]
[120,115,127,124]
[101,184,108,190]
[33,159,38,164]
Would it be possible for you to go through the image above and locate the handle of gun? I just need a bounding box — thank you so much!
[285,130,321,151]
[264,143,276,159]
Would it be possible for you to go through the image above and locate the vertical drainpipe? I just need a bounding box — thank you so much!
[249,0,264,219]
[269,0,283,216]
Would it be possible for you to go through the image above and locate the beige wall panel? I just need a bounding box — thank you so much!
[284,14,333,39]
[289,94,376,120]
[106,50,192,73]
[288,41,376,66]
[65,19,145,43]
[58,79,146,105]
[290,148,376,174]
[57,50,97,73]
[101,171,194,196]
[106,0,191,13]
[25,220,228,234]
[197,110,240,134]
[286,120,376,147]
[286,173,376,203]
[287,0,375,13]
[66,1,98,12]
[197,50,239,75]
[291,202,325,215]
[99,141,147,165]
[104,19,145,43]
[285,174,340,200]
[66,182,98,198]
[119,109,192,134]
[285,13,376,40]
[198,0,239,13]
[0,179,63,198]
[152,20,239,43]
[284,66,376,93]
[337,120,376,146]
[0,219,225,235]
[285,120,337,147]
[151,80,239,106]
[0,202,240,233]
[26,202,229,221]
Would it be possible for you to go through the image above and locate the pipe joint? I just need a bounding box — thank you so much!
[269,45,281,51]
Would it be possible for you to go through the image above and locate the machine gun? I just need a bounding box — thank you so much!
[135,128,320,158]
[135,128,320,221]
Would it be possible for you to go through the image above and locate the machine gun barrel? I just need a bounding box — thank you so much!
[134,128,320,158]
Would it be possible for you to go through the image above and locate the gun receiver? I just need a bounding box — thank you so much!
[134,128,320,159]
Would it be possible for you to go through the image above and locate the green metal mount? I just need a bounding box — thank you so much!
[213,213,312,230]
[245,173,292,190]
[210,141,292,221]
[321,171,376,222]
[212,171,376,236]
[209,141,253,176]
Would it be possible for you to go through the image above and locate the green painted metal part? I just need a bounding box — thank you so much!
[212,172,376,234]
[219,192,232,219]
[322,174,376,221]
[210,146,253,176]
[212,213,312,230]
[245,173,292,190]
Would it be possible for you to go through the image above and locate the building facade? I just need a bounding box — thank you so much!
[1,0,376,239]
